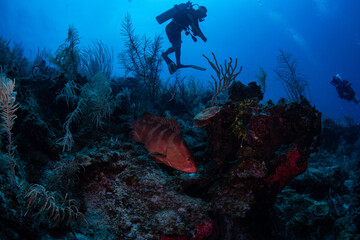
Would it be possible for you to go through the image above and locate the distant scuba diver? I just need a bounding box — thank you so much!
[156,1,207,74]
[331,74,359,104]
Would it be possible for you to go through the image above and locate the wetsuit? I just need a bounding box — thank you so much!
[331,75,359,104]
[165,8,196,47]
[163,5,207,68]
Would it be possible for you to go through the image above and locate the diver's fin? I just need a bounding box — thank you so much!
[177,64,206,71]
[169,62,177,74]
[162,53,177,74]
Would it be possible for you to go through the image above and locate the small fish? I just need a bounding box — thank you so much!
[130,113,197,173]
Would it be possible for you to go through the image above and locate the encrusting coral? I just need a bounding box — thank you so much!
[231,99,260,143]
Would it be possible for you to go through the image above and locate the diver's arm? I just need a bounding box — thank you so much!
[345,80,352,87]
[187,13,207,42]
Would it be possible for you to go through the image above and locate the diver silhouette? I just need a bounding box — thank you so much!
[331,74,359,104]
[156,1,207,74]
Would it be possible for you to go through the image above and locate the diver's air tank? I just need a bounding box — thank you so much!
[156,2,192,24]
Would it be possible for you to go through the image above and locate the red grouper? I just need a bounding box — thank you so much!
[130,113,197,173]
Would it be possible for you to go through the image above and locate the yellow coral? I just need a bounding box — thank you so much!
[231,99,260,143]
[231,117,248,142]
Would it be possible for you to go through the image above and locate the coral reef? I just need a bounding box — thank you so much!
[1,25,359,239]
[194,98,321,226]
[229,81,263,102]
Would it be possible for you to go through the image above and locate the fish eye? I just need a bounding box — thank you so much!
[187,157,191,161]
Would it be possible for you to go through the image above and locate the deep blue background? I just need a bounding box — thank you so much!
[1,0,359,122]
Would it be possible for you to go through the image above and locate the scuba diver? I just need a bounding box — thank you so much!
[331,74,359,104]
[156,1,207,74]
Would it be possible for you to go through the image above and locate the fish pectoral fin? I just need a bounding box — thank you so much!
[149,152,167,163]
[149,152,166,157]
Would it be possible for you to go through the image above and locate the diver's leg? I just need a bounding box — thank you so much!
[163,46,176,56]
[175,44,182,66]
[163,41,181,65]
[164,24,180,58]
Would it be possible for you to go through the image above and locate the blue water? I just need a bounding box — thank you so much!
[1,0,359,122]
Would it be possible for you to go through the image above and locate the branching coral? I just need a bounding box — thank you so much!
[57,99,84,152]
[58,72,113,151]
[56,79,79,106]
[274,49,308,103]
[52,26,81,108]
[83,72,113,128]
[203,52,242,106]
[0,37,29,76]
[53,26,80,80]
[118,13,163,101]
[0,73,18,182]
[44,156,84,189]
[58,72,114,151]
[168,73,206,117]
